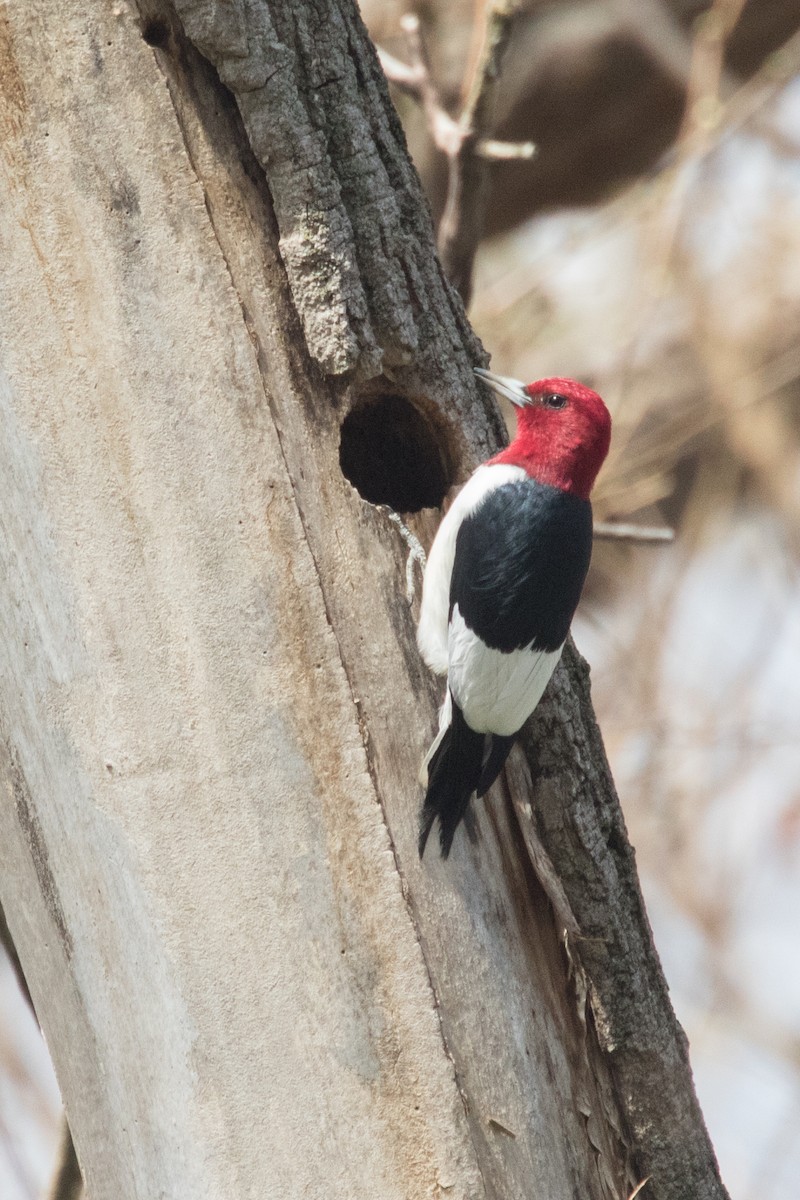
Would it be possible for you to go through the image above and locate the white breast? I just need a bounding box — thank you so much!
[448,605,562,736]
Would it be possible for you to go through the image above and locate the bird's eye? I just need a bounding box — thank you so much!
[543,392,568,409]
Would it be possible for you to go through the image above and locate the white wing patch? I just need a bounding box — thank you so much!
[448,605,562,736]
[417,463,527,675]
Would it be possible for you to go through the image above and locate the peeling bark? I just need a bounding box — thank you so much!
[165,0,482,379]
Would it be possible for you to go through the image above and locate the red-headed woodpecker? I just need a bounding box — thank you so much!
[417,369,611,858]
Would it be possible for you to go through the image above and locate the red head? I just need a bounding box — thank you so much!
[476,370,611,501]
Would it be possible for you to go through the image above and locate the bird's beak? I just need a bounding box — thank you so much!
[474,368,529,408]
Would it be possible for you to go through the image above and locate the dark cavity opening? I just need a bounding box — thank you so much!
[339,394,450,513]
[142,18,170,47]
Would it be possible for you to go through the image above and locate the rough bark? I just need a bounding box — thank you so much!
[166,0,488,383]
[0,2,727,1199]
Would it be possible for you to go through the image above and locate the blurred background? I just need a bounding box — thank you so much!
[372,0,800,1194]
[3,1,800,1196]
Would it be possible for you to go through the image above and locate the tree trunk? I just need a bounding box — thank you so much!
[0,2,728,1199]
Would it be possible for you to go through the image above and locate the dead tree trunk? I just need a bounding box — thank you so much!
[0,2,728,1198]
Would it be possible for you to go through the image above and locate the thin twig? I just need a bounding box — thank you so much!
[437,3,522,302]
[704,22,800,149]
[676,0,748,152]
[375,47,421,98]
[379,5,532,305]
[608,0,750,461]
[399,14,462,154]
[475,137,535,160]
[593,522,675,543]
[645,0,748,298]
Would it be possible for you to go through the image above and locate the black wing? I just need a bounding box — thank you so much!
[449,478,593,653]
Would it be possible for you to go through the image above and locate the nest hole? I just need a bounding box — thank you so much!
[142,18,170,47]
[339,393,451,513]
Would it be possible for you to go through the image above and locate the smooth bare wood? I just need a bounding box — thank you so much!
[0,2,728,1199]
[0,8,481,1197]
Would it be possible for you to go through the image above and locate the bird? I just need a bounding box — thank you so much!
[416,368,612,858]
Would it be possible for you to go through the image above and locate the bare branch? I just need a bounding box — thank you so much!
[378,4,526,305]
[399,14,462,154]
[437,2,520,304]
[593,522,675,543]
[475,137,536,160]
[677,0,748,150]
[460,0,518,134]
[710,23,800,147]
[375,46,422,98]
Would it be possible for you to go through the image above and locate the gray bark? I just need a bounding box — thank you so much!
[0,2,728,1199]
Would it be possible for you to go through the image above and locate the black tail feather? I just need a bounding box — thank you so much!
[476,734,515,797]
[418,699,485,858]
